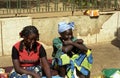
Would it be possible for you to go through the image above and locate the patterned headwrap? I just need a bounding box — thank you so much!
[58,21,75,33]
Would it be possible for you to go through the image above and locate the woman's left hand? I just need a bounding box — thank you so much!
[32,73,41,78]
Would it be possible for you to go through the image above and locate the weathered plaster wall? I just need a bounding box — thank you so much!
[0,21,2,56]
[33,14,111,45]
[117,12,120,40]
[33,12,120,45]
[0,17,32,56]
[0,12,120,56]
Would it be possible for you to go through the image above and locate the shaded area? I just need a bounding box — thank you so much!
[111,38,120,49]
[111,27,120,49]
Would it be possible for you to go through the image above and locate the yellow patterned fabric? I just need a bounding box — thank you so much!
[60,54,70,65]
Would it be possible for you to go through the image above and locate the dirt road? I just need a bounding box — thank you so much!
[0,40,120,77]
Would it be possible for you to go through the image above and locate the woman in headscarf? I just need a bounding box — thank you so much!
[52,21,93,78]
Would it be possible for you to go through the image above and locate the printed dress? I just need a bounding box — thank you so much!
[52,37,93,78]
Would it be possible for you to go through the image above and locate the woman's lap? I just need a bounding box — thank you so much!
[52,51,92,77]
[9,66,42,78]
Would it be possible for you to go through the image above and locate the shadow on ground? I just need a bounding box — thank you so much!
[111,38,120,49]
[111,27,120,49]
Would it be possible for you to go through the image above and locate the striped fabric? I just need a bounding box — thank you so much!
[52,50,93,78]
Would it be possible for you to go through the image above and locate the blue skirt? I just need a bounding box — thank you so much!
[9,65,42,78]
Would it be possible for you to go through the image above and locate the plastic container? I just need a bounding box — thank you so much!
[102,68,120,78]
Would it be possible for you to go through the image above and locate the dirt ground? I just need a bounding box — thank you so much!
[0,39,120,78]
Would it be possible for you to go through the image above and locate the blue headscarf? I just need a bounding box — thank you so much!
[58,21,74,33]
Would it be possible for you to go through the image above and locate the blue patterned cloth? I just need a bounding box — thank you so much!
[42,75,63,78]
[9,65,42,78]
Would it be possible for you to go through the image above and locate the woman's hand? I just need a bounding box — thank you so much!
[12,59,41,78]
[75,39,84,44]
[41,57,52,78]
[32,73,41,78]
[63,39,73,45]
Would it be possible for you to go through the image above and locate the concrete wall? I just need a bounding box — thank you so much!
[0,17,32,56]
[0,12,120,56]
[0,21,2,56]
[32,13,112,45]
[117,12,120,40]
[97,13,118,42]
[33,12,120,45]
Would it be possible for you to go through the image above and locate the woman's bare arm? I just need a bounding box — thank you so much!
[41,57,52,78]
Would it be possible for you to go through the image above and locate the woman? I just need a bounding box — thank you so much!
[52,21,93,78]
[9,26,52,78]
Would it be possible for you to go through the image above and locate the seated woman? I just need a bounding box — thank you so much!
[9,26,52,78]
[52,21,93,78]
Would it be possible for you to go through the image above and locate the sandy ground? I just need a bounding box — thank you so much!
[0,39,120,78]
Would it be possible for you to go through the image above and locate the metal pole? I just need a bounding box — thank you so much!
[27,0,29,13]
[17,0,19,13]
[55,0,58,11]
[114,0,117,9]
[19,0,21,13]
[36,0,40,12]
